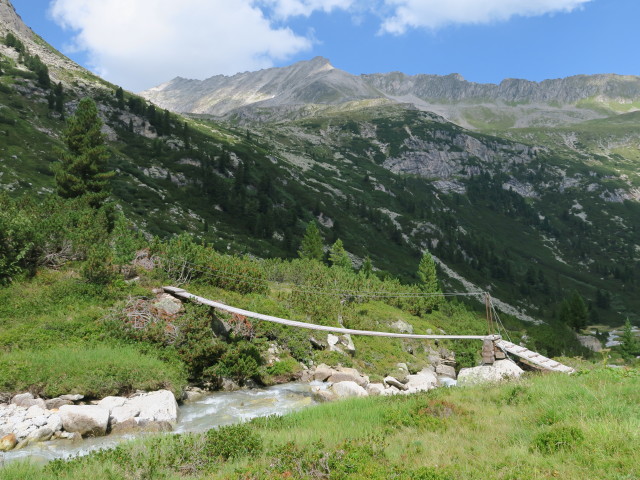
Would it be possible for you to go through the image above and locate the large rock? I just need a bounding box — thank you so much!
[45,398,73,410]
[97,396,127,412]
[365,383,385,396]
[152,293,183,316]
[405,370,438,393]
[391,319,413,334]
[59,405,109,437]
[313,364,334,382]
[330,381,368,398]
[110,404,141,425]
[457,359,524,386]
[383,376,408,391]
[435,364,457,379]
[328,367,369,387]
[127,390,178,427]
[11,393,46,409]
[0,433,17,451]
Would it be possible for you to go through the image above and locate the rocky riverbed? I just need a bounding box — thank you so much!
[0,359,524,459]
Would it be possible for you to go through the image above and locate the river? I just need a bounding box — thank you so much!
[1,382,324,466]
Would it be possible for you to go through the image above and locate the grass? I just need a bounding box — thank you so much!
[0,268,188,398]
[3,367,638,479]
[0,345,187,398]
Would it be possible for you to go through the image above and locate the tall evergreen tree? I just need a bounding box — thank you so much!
[417,250,439,292]
[360,256,373,278]
[298,221,323,261]
[329,239,351,270]
[54,98,114,208]
[559,291,588,331]
[619,318,639,360]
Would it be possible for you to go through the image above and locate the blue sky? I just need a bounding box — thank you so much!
[11,0,640,92]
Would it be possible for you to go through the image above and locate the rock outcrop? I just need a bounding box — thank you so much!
[457,359,524,386]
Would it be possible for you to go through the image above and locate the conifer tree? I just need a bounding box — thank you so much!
[417,250,439,292]
[298,221,323,261]
[559,291,588,331]
[329,238,351,270]
[54,98,114,208]
[360,256,373,278]
[619,318,639,360]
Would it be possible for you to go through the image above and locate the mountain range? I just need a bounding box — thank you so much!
[142,56,640,129]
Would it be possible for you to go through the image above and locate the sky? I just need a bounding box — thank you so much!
[11,0,640,92]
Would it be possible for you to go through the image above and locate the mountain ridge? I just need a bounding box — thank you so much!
[141,58,640,128]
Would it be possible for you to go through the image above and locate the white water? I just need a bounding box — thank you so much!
[1,382,323,466]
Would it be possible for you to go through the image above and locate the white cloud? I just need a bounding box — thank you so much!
[380,0,592,34]
[261,0,354,19]
[50,0,313,91]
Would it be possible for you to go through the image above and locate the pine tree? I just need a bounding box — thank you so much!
[329,239,351,270]
[54,98,114,208]
[417,250,442,313]
[360,256,373,278]
[619,318,639,360]
[115,86,125,109]
[298,221,323,261]
[559,291,589,331]
[417,250,439,292]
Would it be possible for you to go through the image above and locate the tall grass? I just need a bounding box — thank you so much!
[0,345,187,398]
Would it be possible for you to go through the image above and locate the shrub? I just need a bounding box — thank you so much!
[203,423,263,461]
[208,340,263,384]
[531,425,585,454]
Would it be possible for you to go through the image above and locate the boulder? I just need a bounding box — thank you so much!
[365,383,385,396]
[330,381,368,398]
[97,396,127,412]
[152,293,183,316]
[310,336,328,350]
[109,418,139,435]
[25,405,46,419]
[383,376,408,391]
[26,426,54,443]
[328,367,369,387]
[313,364,334,382]
[382,385,401,396]
[127,390,178,427]
[110,404,140,425]
[391,319,413,334]
[405,371,438,393]
[59,394,84,402]
[327,334,343,354]
[0,433,17,452]
[46,413,63,432]
[11,393,46,410]
[312,387,338,402]
[577,335,602,352]
[339,334,356,354]
[457,359,524,387]
[45,398,73,410]
[435,364,457,379]
[59,405,109,437]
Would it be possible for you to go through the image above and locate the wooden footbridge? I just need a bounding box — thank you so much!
[163,286,575,374]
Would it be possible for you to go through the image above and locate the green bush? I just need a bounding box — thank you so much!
[266,356,302,376]
[208,340,263,384]
[531,425,585,454]
[203,423,263,460]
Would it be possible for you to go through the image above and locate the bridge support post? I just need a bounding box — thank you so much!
[482,339,495,364]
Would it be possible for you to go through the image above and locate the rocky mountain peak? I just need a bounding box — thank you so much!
[0,0,34,40]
